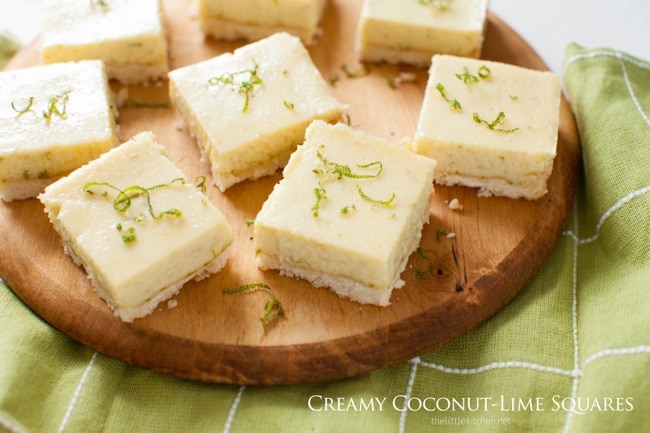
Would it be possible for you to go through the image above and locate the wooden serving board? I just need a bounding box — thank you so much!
[0,0,580,385]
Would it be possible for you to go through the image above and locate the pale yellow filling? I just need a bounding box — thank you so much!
[39,132,235,321]
[411,54,561,199]
[254,121,436,304]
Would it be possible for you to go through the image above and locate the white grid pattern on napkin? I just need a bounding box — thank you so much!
[217,185,650,433]
[45,143,650,433]
[220,50,650,433]
[564,50,650,128]
[4,48,646,433]
[57,352,98,433]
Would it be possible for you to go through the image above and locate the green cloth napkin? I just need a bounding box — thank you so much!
[1,43,649,433]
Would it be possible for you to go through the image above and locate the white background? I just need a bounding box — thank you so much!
[1,0,649,74]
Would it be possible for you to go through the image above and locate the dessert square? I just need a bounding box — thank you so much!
[169,32,344,191]
[356,0,489,67]
[40,0,168,85]
[39,131,235,322]
[410,54,561,200]
[0,60,118,202]
[198,0,327,46]
[254,120,436,306]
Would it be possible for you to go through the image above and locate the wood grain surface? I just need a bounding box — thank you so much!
[0,0,580,385]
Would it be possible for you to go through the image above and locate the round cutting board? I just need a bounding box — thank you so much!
[0,0,580,385]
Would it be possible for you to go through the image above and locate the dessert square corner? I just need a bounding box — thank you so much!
[253,120,436,307]
[38,131,235,322]
[168,32,345,192]
[356,0,489,67]
[40,0,168,85]
[197,0,328,46]
[411,54,561,200]
[0,60,118,202]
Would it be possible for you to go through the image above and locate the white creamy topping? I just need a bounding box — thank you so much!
[39,132,234,313]
[255,120,436,298]
[169,32,343,190]
[0,60,117,187]
[411,54,561,199]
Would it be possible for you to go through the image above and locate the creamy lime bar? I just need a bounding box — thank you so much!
[254,120,436,306]
[356,0,489,67]
[409,54,561,200]
[169,32,344,191]
[40,0,168,85]
[39,132,235,322]
[0,60,118,202]
[198,0,327,46]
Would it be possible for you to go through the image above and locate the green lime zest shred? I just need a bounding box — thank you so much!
[412,246,435,279]
[11,96,34,116]
[472,111,519,133]
[208,62,263,113]
[223,283,285,328]
[83,177,188,243]
[356,185,395,207]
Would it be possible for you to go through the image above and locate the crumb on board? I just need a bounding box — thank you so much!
[448,198,463,210]
[394,72,417,85]
[114,87,130,108]
[167,299,179,309]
